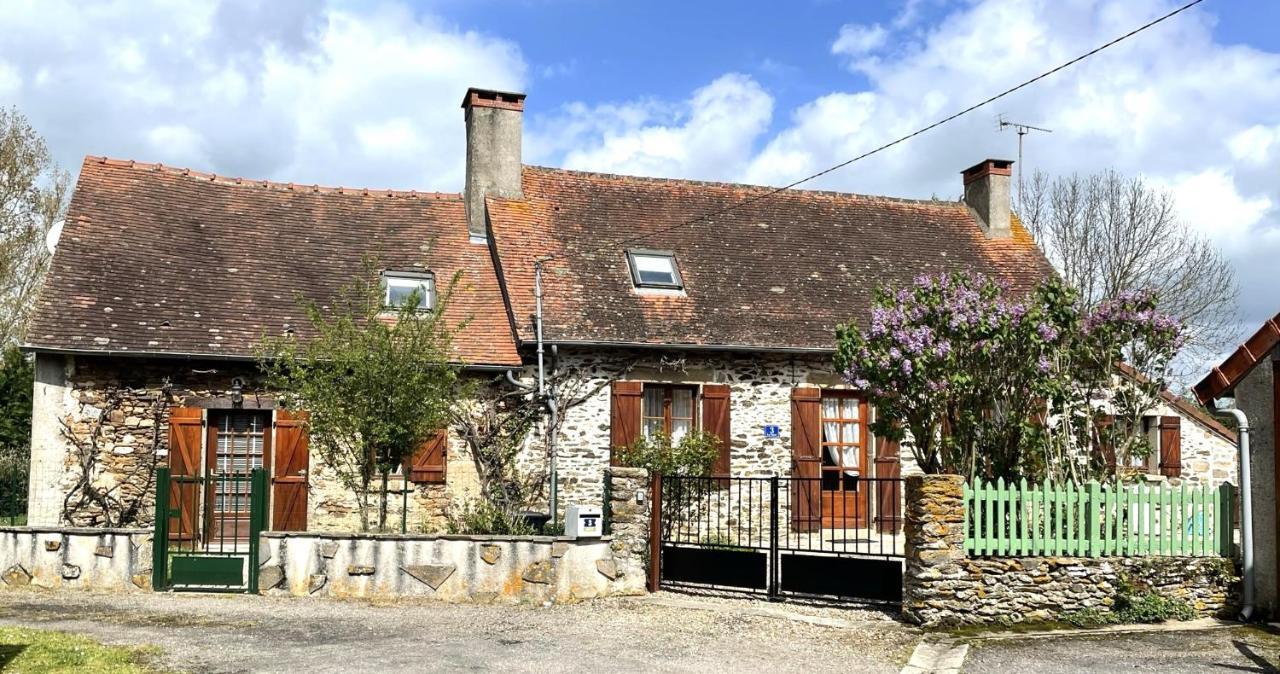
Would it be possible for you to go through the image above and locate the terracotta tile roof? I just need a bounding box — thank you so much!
[1193,311,1280,403]
[23,157,521,367]
[1115,363,1236,443]
[487,166,1055,350]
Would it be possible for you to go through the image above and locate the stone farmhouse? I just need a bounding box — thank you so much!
[21,87,1237,534]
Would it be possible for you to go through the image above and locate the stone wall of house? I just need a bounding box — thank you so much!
[25,355,479,533]
[902,474,1238,627]
[544,347,915,519]
[1151,398,1238,490]
[1237,355,1277,616]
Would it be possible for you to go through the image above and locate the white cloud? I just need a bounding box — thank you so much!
[832,23,888,58]
[0,0,526,190]
[535,73,773,182]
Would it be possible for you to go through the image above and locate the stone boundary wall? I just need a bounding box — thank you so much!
[260,530,643,603]
[0,526,151,592]
[604,467,650,584]
[903,474,1239,627]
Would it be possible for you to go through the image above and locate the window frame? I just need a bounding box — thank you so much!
[626,249,684,290]
[641,383,698,441]
[381,270,436,311]
[818,390,868,488]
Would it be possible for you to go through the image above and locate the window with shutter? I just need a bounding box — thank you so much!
[790,387,822,532]
[167,407,203,542]
[407,430,448,484]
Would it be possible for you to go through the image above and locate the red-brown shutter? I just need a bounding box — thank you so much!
[873,414,901,534]
[1158,416,1182,477]
[790,387,822,532]
[272,409,310,531]
[1097,414,1117,469]
[610,381,644,466]
[167,407,202,541]
[701,384,732,477]
[408,429,448,484]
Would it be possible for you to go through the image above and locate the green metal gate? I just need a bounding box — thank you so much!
[152,466,268,593]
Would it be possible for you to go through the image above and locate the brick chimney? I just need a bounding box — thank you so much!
[961,159,1013,239]
[462,87,526,243]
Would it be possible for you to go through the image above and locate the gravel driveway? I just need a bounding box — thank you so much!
[0,589,916,673]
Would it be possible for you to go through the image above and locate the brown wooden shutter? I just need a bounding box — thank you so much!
[610,381,644,466]
[167,407,202,541]
[790,387,822,532]
[408,429,448,484]
[272,409,310,532]
[1097,414,1117,469]
[701,384,732,477]
[873,415,901,534]
[1158,415,1182,478]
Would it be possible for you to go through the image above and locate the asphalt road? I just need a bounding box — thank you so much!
[963,624,1280,673]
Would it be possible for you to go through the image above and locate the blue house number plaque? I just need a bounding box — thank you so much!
[763,424,781,439]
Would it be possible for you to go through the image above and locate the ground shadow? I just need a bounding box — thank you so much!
[0,644,27,669]
[1215,625,1280,673]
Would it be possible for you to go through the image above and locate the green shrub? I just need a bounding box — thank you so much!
[616,430,720,477]
[443,498,536,536]
[1062,608,1120,628]
[1114,590,1197,623]
[0,444,27,524]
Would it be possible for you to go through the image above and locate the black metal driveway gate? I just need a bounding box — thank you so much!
[655,475,905,604]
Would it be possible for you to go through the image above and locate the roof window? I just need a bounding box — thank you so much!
[627,250,683,289]
[382,271,435,310]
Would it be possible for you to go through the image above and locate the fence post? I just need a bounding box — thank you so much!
[647,472,662,593]
[151,467,170,591]
[1088,481,1101,557]
[768,476,780,600]
[247,468,267,594]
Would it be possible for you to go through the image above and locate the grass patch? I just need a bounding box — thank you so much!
[0,626,164,673]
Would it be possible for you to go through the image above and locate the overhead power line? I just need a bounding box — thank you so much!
[539,0,1206,264]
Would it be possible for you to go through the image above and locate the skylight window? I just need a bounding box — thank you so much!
[382,271,435,310]
[627,250,683,289]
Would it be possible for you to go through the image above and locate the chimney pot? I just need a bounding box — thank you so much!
[462,87,526,243]
[962,158,1013,238]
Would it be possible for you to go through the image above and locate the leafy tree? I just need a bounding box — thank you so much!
[0,347,32,449]
[258,260,468,532]
[0,107,69,346]
[1021,169,1237,385]
[835,272,1183,483]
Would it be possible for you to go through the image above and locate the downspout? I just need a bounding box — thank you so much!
[1215,402,1254,621]
[533,258,559,527]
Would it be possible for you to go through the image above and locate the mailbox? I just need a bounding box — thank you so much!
[565,505,603,539]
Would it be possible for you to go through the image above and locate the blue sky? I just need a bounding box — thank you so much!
[1,0,1278,357]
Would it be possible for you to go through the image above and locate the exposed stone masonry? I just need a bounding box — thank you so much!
[903,474,1238,627]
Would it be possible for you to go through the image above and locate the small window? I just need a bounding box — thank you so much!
[642,384,697,443]
[382,272,435,310]
[627,250,683,289]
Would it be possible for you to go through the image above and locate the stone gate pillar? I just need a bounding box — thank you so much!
[903,474,967,626]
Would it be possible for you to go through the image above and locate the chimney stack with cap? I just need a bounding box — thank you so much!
[961,159,1014,239]
[462,87,526,243]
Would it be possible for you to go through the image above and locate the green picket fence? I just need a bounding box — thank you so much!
[964,478,1234,558]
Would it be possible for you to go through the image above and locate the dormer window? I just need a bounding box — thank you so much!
[627,250,683,289]
[382,271,435,310]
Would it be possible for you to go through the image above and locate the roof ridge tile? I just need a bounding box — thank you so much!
[84,155,461,200]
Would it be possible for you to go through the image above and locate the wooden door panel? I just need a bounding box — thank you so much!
[167,408,203,544]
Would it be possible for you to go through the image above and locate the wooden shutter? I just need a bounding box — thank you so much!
[1158,416,1182,478]
[790,387,822,532]
[610,381,644,466]
[701,384,732,477]
[272,409,310,532]
[873,416,901,534]
[167,407,203,541]
[408,429,448,484]
[1097,414,1117,469]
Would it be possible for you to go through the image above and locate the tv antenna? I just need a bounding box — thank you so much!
[998,115,1053,207]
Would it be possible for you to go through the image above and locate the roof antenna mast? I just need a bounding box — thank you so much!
[997,115,1053,209]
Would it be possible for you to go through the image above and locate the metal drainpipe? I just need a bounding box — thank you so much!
[533,259,558,527]
[1215,404,1254,621]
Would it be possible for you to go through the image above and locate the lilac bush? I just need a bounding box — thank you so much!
[834,272,1182,482]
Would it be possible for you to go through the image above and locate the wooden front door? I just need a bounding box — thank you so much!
[204,410,271,543]
[819,392,870,529]
[272,409,309,531]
